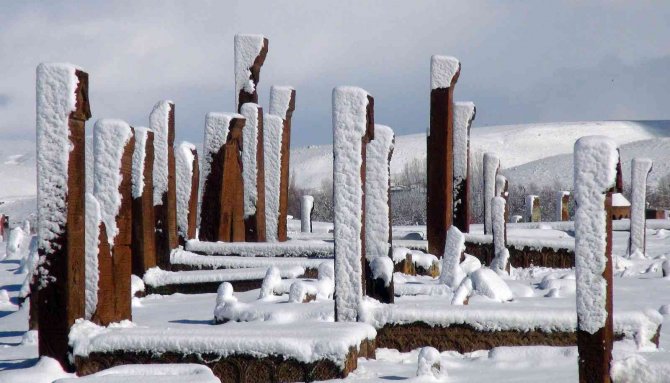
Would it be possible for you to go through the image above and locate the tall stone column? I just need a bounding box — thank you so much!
[235,34,268,112]
[427,56,460,257]
[175,142,199,245]
[220,118,247,242]
[269,86,296,242]
[150,101,178,268]
[131,128,156,276]
[35,64,90,369]
[452,102,475,234]
[240,104,267,242]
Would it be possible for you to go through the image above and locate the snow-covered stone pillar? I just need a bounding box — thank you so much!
[365,124,395,303]
[495,174,509,227]
[131,128,156,277]
[235,34,268,112]
[629,158,653,257]
[150,101,178,268]
[240,103,267,242]
[301,195,314,233]
[175,142,199,245]
[491,196,508,272]
[616,150,624,193]
[453,102,475,233]
[332,86,374,321]
[34,63,90,368]
[199,113,245,242]
[264,114,284,242]
[483,152,500,233]
[427,55,460,257]
[269,86,296,242]
[556,191,570,222]
[439,226,466,289]
[574,136,618,383]
[524,195,541,222]
[94,119,134,323]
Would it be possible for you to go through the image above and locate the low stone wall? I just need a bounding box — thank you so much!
[375,322,659,353]
[465,241,574,268]
[75,340,375,383]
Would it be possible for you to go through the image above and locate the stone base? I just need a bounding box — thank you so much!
[465,242,574,268]
[75,340,375,383]
[375,322,659,353]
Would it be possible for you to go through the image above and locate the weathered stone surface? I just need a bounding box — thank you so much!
[237,38,269,112]
[179,147,199,245]
[131,131,156,276]
[361,96,375,297]
[220,119,246,242]
[35,68,89,369]
[465,241,574,269]
[427,67,460,257]
[112,134,134,322]
[75,340,374,383]
[242,106,267,243]
[277,89,296,242]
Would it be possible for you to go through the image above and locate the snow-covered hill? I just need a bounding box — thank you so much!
[290,120,670,190]
[0,140,35,199]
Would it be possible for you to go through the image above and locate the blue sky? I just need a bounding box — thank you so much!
[0,1,669,146]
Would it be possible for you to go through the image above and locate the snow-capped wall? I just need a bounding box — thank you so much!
[483,153,500,234]
[264,114,284,242]
[36,63,80,258]
[131,127,150,199]
[84,193,101,320]
[439,226,466,288]
[234,34,266,109]
[365,124,394,262]
[430,55,460,90]
[240,103,261,218]
[149,100,173,206]
[175,142,196,240]
[332,86,371,322]
[573,135,618,334]
[269,86,295,119]
[629,158,653,257]
[93,119,134,246]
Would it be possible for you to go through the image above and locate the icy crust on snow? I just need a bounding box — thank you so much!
[453,102,475,185]
[483,153,500,233]
[69,319,376,367]
[264,114,284,242]
[332,86,370,321]
[430,55,460,90]
[55,364,220,383]
[234,34,265,109]
[93,119,133,246]
[301,195,314,232]
[439,226,466,288]
[269,85,295,119]
[359,297,661,339]
[175,141,196,238]
[85,193,101,320]
[555,191,570,221]
[185,239,333,257]
[630,158,653,256]
[366,124,394,261]
[85,135,94,193]
[573,136,619,334]
[142,265,305,287]
[240,103,261,218]
[491,196,507,267]
[131,127,150,199]
[149,100,172,205]
[36,63,80,258]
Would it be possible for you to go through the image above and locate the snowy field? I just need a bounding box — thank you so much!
[2,212,670,381]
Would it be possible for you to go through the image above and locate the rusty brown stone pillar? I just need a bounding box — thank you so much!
[92,221,114,325]
[574,136,616,383]
[615,149,624,193]
[131,129,156,276]
[452,102,475,234]
[151,101,179,268]
[269,86,296,242]
[235,36,269,112]
[113,132,134,321]
[220,118,247,242]
[427,57,460,258]
[240,104,267,242]
[186,148,199,241]
[34,65,90,369]
[361,96,375,296]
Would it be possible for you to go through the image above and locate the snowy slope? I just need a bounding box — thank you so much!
[290,120,670,190]
[0,140,36,198]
